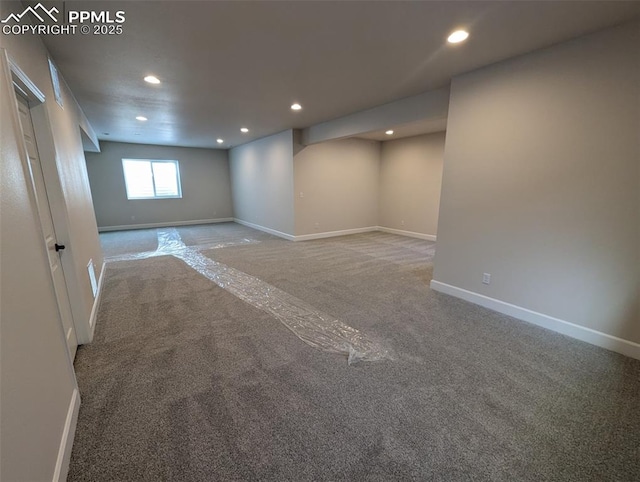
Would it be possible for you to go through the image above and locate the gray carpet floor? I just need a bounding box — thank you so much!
[69,222,640,481]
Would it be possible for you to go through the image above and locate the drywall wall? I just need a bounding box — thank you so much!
[0,4,103,347]
[294,138,380,236]
[303,87,449,145]
[379,132,445,237]
[229,130,295,237]
[1,53,78,482]
[85,141,233,230]
[433,21,640,347]
[0,4,81,480]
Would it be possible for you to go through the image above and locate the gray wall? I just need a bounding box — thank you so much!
[303,87,449,145]
[434,21,640,343]
[1,54,77,482]
[1,9,103,346]
[85,141,233,230]
[229,130,295,236]
[1,0,102,478]
[379,132,445,237]
[294,138,380,236]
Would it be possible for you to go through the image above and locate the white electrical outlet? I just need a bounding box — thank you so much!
[482,273,491,285]
[300,192,304,198]
[401,220,405,226]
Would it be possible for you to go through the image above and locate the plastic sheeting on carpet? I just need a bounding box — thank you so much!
[104,237,260,263]
[156,228,393,365]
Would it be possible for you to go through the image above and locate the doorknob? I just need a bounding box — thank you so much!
[55,243,66,252]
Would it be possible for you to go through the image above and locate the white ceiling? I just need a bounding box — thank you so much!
[38,1,640,149]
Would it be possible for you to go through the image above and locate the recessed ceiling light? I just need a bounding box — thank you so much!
[144,75,161,84]
[291,103,302,111]
[240,127,249,133]
[136,116,148,121]
[385,130,394,135]
[217,138,224,144]
[447,30,469,44]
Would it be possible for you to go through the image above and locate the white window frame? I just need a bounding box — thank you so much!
[48,57,63,108]
[122,159,182,200]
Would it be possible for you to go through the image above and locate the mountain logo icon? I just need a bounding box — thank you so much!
[1,3,59,24]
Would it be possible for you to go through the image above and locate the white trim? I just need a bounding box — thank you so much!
[233,218,295,240]
[293,225,436,242]
[294,226,378,241]
[377,226,436,241]
[8,54,45,104]
[98,218,234,232]
[88,261,106,331]
[53,388,80,482]
[100,219,438,242]
[430,280,640,360]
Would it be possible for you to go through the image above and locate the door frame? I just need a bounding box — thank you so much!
[1,48,81,482]
[2,50,80,356]
[7,52,97,346]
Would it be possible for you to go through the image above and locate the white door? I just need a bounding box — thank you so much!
[15,93,78,359]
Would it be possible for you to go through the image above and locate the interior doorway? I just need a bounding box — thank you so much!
[12,74,78,359]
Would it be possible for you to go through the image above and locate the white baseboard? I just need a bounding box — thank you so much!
[98,218,234,232]
[294,226,435,242]
[294,226,378,241]
[377,226,436,241]
[53,388,80,482]
[430,280,640,361]
[233,218,295,241]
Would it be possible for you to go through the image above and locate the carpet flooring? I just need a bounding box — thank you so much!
[69,222,640,481]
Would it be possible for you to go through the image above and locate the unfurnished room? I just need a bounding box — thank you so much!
[1,1,639,481]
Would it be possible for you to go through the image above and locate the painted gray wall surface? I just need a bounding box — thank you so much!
[434,22,640,344]
[294,138,380,236]
[1,6,104,346]
[85,141,233,229]
[229,130,295,235]
[1,0,99,477]
[379,132,445,236]
[0,52,77,482]
[303,87,449,145]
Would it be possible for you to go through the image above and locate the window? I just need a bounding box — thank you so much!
[48,58,63,107]
[122,159,182,199]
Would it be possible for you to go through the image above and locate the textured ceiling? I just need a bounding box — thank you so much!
[38,1,640,149]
